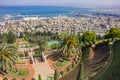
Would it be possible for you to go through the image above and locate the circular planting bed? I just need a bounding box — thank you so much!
[6,68,30,79]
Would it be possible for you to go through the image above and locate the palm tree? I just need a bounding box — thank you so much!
[59,35,79,57]
[0,46,18,73]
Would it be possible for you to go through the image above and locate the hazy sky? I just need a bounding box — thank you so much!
[0,0,120,7]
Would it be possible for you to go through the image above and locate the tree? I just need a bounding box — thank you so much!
[38,40,47,61]
[38,74,42,80]
[1,34,8,47]
[24,32,35,43]
[105,27,120,40]
[77,63,83,80]
[59,35,79,57]
[0,46,18,73]
[38,40,47,54]
[0,34,3,44]
[58,32,70,40]
[82,31,96,44]
[77,32,82,44]
[54,70,59,80]
[51,44,59,50]
[6,31,16,44]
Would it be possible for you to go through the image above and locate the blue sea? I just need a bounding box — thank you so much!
[0,6,119,18]
[0,6,93,17]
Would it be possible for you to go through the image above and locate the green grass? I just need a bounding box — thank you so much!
[14,38,30,47]
[97,42,120,80]
[54,58,70,69]
[60,59,81,80]
[34,49,41,55]
[7,68,29,78]
[16,61,26,65]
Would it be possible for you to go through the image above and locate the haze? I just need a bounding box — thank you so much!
[0,0,120,7]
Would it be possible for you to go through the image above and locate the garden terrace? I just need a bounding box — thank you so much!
[60,43,110,80]
[47,53,77,73]
[97,41,120,80]
[83,43,110,79]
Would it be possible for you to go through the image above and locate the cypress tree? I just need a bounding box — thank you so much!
[38,74,42,80]
[54,70,59,80]
[77,63,83,80]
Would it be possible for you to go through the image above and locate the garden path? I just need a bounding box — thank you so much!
[32,58,54,80]
[88,47,95,60]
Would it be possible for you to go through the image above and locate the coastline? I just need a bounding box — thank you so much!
[0,6,120,21]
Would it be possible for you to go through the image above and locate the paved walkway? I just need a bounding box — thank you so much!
[32,58,54,80]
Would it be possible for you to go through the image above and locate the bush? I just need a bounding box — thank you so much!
[67,67,70,71]
[72,64,74,68]
[3,77,8,80]
[25,52,29,57]
[12,78,16,80]
[95,40,109,48]
[18,70,26,75]
[59,59,64,62]
[18,54,24,57]
[114,39,120,44]
[35,49,41,56]
[60,71,63,75]
[31,78,35,80]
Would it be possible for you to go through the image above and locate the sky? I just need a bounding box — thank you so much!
[0,0,120,7]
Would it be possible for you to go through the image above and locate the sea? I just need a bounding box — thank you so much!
[0,6,120,20]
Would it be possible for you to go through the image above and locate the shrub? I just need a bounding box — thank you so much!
[72,64,74,67]
[60,71,63,75]
[59,59,64,62]
[31,78,35,80]
[35,49,41,56]
[25,52,29,57]
[18,54,24,57]
[18,70,26,75]
[12,78,16,80]
[67,67,70,71]
[3,77,8,80]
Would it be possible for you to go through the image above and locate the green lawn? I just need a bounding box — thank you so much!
[7,68,29,79]
[14,38,30,47]
[16,61,26,66]
[97,42,120,80]
[54,58,70,69]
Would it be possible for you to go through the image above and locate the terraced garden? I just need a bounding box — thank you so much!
[60,42,111,80]
[97,42,120,80]
[54,58,70,69]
